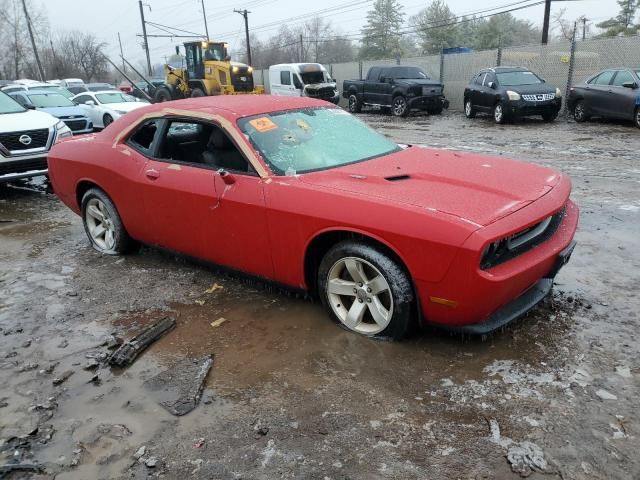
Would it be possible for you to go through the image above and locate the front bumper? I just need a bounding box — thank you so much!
[507,98,562,117]
[408,95,448,110]
[416,194,579,333]
[0,156,48,183]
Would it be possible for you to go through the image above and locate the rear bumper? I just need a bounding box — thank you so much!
[0,156,48,183]
[416,195,579,333]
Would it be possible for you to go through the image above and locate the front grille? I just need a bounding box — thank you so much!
[0,128,50,151]
[0,158,47,176]
[63,119,88,132]
[306,86,335,99]
[231,69,254,92]
[481,207,566,270]
[522,93,555,102]
[422,86,442,95]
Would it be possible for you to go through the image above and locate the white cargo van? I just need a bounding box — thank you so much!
[268,63,339,104]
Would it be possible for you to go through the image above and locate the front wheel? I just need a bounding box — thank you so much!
[318,241,414,340]
[154,86,172,103]
[573,100,589,123]
[190,88,205,98]
[81,188,137,255]
[103,114,114,127]
[635,107,640,129]
[348,94,362,113]
[464,99,476,118]
[392,96,409,117]
[494,102,507,124]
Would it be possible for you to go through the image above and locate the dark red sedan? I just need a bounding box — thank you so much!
[48,96,578,339]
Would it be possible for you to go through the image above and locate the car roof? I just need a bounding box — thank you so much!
[23,89,67,96]
[481,66,530,73]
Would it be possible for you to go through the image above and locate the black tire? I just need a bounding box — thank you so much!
[392,95,409,117]
[154,86,173,103]
[348,93,362,113]
[427,106,443,115]
[573,100,589,123]
[190,87,205,98]
[493,102,507,124]
[103,114,114,127]
[464,98,476,118]
[317,240,414,340]
[542,111,558,122]
[81,188,137,255]
[635,107,640,129]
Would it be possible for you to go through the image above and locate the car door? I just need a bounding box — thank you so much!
[140,117,273,279]
[363,67,381,104]
[74,93,99,125]
[608,70,638,120]
[277,70,297,97]
[587,70,615,116]
[379,68,394,106]
[479,72,495,110]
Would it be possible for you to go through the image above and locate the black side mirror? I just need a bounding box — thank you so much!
[622,81,638,89]
[488,81,496,89]
[379,76,386,83]
[26,104,36,110]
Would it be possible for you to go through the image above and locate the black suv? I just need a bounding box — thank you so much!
[464,67,562,124]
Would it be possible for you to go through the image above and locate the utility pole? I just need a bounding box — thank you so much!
[118,33,126,74]
[49,39,60,78]
[582,16,588,41]
[234,9,251,65]
[299,33,304,62]
[138,0,152,76]
[201,0,210,40]
[21,0,45,81]
[541,0,552,44]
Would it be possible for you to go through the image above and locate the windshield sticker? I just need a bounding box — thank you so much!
[249,117,278,133]
[296,118,310,131]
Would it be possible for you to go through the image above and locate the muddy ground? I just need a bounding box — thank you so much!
[0,110,639,480]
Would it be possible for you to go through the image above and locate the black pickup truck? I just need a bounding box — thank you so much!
[343,65,449,117]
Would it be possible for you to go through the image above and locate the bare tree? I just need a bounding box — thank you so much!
[552,8,575,41]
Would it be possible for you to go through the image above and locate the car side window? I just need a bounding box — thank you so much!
[11,94,28,107]
[280,71,291,86]
[157,119,253,174]
[128,119,161,154]
[74,94,91,105]
[611,70,635,86]
[593,70,615,85]
[483,73,495,86]
[474,73,486,85]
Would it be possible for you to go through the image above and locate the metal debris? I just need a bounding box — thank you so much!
[210,317,227,328]
[108,316,176,368]
[52,370,74,386]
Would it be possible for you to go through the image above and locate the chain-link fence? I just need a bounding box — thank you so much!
[252,35,640,112]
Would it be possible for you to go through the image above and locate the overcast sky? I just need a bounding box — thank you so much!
[43,0,618,65]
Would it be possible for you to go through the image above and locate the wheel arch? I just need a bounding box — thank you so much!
[303,228,413,297]
[76,179,102,210]
[188,80,208,94]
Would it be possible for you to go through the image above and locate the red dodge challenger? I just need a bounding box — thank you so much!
[48,96,578,339]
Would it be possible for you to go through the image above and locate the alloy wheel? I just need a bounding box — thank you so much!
[348,95,358,112]
[574,102,586,122]
[635,108,640,128]
[494,104,503,123]
[326,257,394,335]
[465,100,473,117]
[84,198,116,251]
[393,97,407,116]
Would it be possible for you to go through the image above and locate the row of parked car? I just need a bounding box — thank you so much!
[0,78,150,183]
[339,64,640,129]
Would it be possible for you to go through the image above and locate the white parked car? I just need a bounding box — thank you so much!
[268,63,339,104]
[0,90,72,183]
[71,91,149,128]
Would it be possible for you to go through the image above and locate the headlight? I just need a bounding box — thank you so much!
[232,66,239,73]
[506,90,521,101]
[247,66,253,73]
[54,121,73,144]
[555,88,562,97]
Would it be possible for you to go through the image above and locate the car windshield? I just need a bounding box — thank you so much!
[29,93,74,108]
[32,84,59,91]
[96,92,137,104]
[0,91,26,114]
[300,71,327,84]
[496,71,543,86]
[392,67,429,79]
[238,107,401,175]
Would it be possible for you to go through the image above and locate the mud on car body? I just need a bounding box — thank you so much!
[48,96,578,340]
[464,66,562,124]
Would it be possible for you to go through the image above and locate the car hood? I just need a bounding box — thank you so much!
[106,102,148,112]
[299,146,561,227]
[506,83,556,95]
[395,79,442,87]
[38,106,87,118]
[1,109,58,131]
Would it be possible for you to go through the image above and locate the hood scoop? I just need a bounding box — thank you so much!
[385,174,411,182]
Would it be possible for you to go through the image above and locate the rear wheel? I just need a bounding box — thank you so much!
[154,86,172,103]
[392,95,409,117]
[81,188,137,255]
[464,99,476,118]
[493,102,507,124]
[573,100,589,123]
[318,241,414,340]
[190,87,205,98]
[635,107,640,129]
[348,94,362,113]
[103,114,114,127]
